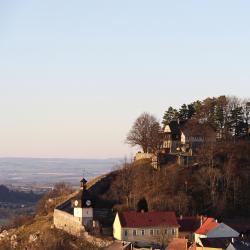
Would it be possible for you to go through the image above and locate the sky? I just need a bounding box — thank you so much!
[0,1,250,158]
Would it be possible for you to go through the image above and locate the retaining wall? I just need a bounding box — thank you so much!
[53,209,84,236]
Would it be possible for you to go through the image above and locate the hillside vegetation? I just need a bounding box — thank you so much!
[102,139,250,218]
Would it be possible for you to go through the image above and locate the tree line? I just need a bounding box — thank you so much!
[126,96,250,153]
[162,95,250,138]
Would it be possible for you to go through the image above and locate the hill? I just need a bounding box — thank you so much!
[0,182,102,250]
[101,139,250,218]
[0,185,42,203]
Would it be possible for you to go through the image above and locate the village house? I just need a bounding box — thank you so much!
[194,217,239,246]
[113,211,179,248]
[180,120,216,153]
[162,119,217,155]
[163,120,181,153]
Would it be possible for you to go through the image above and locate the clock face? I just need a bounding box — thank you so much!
[74,200,79,206]
[86,200,91,206]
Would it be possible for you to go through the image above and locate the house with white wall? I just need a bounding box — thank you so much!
[113,211,179,248]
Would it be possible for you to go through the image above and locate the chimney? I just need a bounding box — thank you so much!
[200,216,203,226]
[180,215,183,220]
[232,238,234,244]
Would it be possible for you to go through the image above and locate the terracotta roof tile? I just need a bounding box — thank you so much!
[166,238,187,250]
[195,218,219,235]
[119,211,179,228]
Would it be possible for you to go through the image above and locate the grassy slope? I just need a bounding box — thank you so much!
[0,174,111,250]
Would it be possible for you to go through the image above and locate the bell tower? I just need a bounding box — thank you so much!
[71,178,93,230]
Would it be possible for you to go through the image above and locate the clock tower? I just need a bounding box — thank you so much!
[71,178,93,230]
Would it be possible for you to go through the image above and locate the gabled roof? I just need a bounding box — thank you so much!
[178,216,201,232]
[118,211,179,228]
[195,217,219,235]
[168,121,181,135]
[180,119,216,137]
[207,223,239,238]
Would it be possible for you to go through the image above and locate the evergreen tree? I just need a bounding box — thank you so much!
[179,104,189,121]
[137,197,148,212]
[162,107,179,126]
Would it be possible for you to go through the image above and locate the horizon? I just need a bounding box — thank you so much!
[1,1,250,158]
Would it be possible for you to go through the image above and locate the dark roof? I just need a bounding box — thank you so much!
[118,211,179,228]
[200,237,233,249]
[177,216,201,232]
[80,178,87,183]
[180,119,216,137]
[230,240,250,250]
[74,189,93,207]
[169,121,181,135]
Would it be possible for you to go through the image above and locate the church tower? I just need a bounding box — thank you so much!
[71,178,93,230]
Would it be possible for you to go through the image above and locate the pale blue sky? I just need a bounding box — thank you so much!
[0,1,249,158]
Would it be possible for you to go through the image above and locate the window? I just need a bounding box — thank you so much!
[124,230,128,237]
[172,228,176,235]
[155,229,160,235]
[133,230,137,236]
[150,229,154,236]
[141,229,145,236]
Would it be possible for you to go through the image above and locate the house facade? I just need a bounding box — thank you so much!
[163,121,181,153]
[162,119,217,156]
[113,211,179,247]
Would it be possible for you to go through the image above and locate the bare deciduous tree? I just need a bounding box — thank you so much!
[126,112,162,153]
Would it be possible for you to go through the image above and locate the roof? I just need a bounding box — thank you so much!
[228,240,250,250]
[200,237,233,249]
[195,217,219,235]
[180,119,216,137]
[178,216,201,232]
[207,223,239,238]
[169,121,181,135]
[166,238,187,250]
[80,178,87,183]
[118,211,179,228]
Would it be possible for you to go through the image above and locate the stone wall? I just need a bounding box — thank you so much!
[53,209,84,236]
[53,209,113,248]
[135,152,154,161]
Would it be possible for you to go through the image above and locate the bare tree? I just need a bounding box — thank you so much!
[126,112,162,153]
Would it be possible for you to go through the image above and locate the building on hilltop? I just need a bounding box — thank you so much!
[113,211,179,248]
[162,119,216,154]
[70,178,93,231]
[163,120,181,153]
[53,178,114,237]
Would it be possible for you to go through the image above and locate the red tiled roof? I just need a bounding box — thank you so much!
[195,218,219,235]
[118,211,179,228]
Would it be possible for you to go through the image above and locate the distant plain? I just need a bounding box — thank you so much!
[0,158,121,190]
